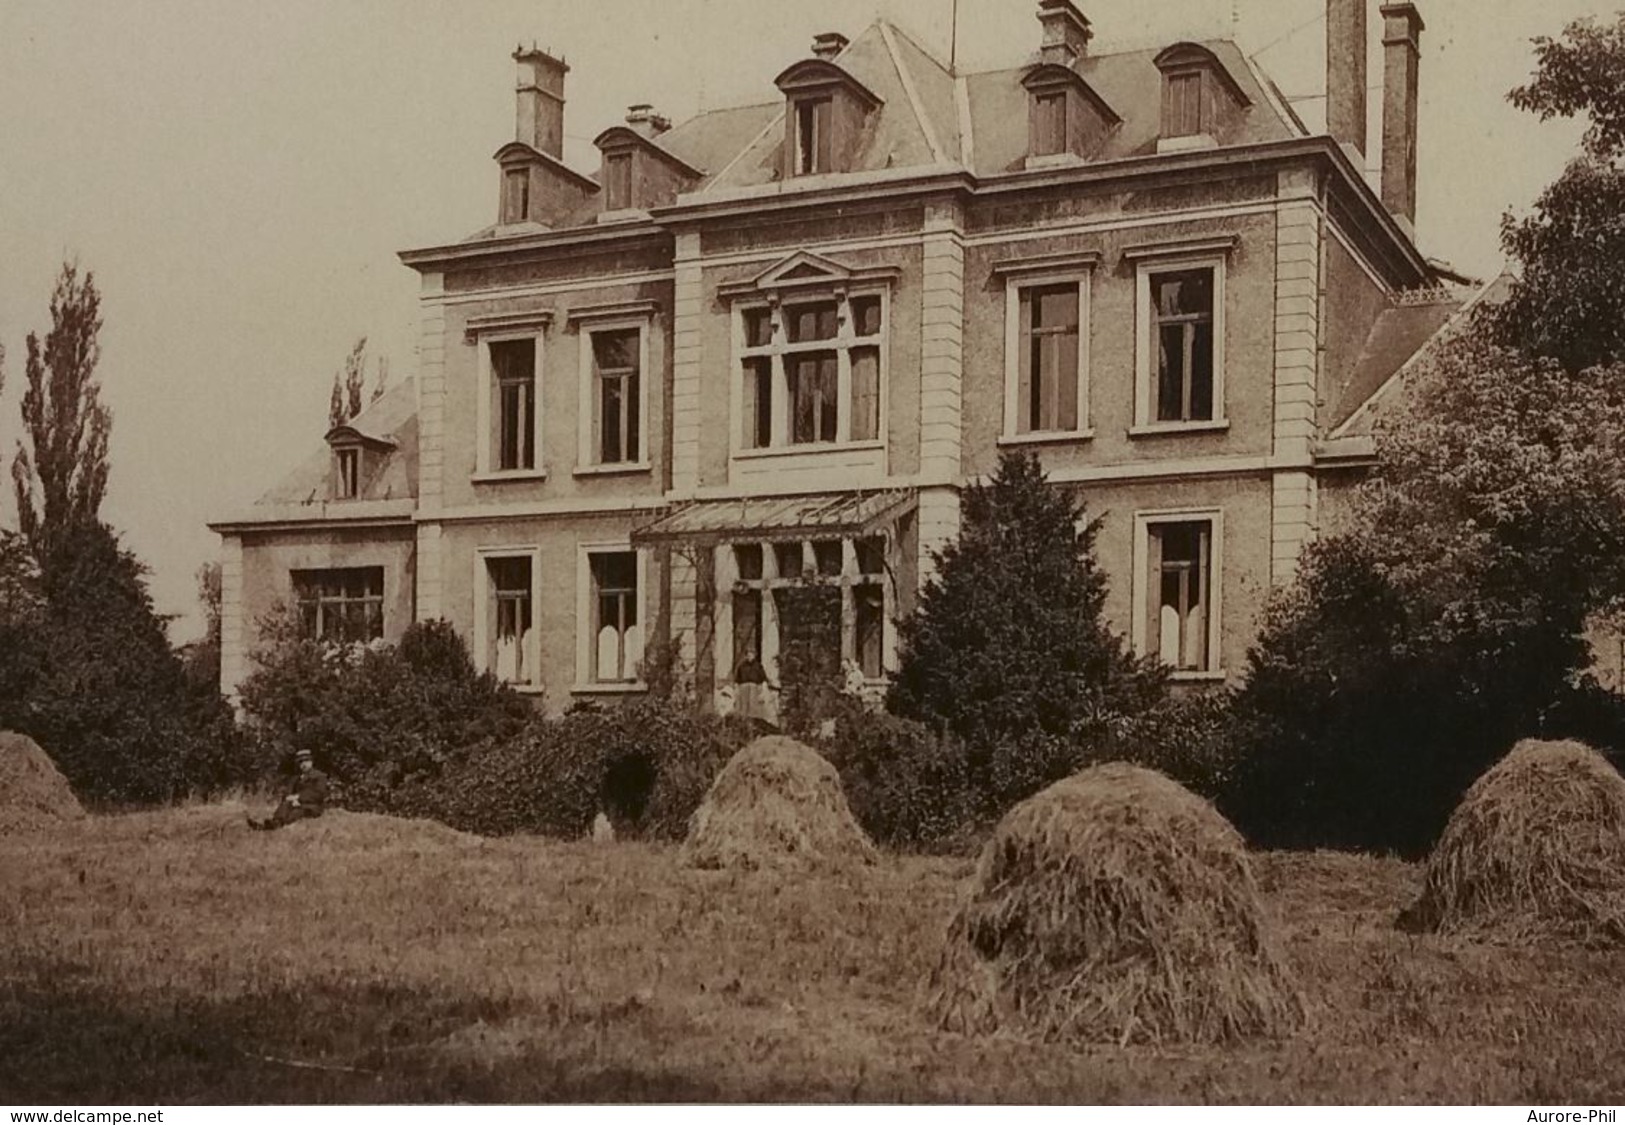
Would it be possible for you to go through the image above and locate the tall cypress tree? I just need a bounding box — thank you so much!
[11,262,110,555]
[889,449,1162,748]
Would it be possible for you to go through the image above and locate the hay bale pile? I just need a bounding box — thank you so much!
[928,763,1303,1045]
[0,731,85,835]
[679,735,876,871]
[1401,739,1625,945]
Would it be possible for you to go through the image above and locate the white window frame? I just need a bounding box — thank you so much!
[1001,271,1092,444]
[729,289,889,459]
[714,535,893,689]
[1131,509,1224,680]
[575,318,651,475]
[1132,254,1228,434]
[474,330,546,481]
[473,546,543,692]
[574,543,650,693]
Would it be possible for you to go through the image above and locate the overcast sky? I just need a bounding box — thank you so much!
[0,0,1603,639]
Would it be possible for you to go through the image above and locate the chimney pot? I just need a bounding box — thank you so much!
[1325,0,1368,157]
[1379,2,1424,224]
[625,103,671,138]
[513,46,569,159]
[812,32,849,60]
[1037,0,1092,66]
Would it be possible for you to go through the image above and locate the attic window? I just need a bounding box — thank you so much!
[1163,71,1203,138]
[335,447,361,500]
[1033,92,1066,156]
[605,152,633,211]
[794,97,833,176]
[503,168,530,224]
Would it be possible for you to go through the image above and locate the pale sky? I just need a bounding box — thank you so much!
[0,0,1602,639]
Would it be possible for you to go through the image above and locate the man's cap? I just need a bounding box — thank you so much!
[295,749,314,762]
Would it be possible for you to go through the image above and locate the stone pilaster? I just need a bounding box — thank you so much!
[218,534,246,705]
[670,231,704,495]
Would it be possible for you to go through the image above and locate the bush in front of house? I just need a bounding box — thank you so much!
[821,705,979,853]
[888,448,1165,751]
[237,615,533,798]
[407,697,758,840]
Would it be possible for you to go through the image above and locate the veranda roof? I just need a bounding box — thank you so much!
[631,489,917,546]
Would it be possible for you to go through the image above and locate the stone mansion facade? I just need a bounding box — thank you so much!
[211,0,1472,714]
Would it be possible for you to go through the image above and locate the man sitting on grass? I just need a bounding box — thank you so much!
[249,749,329,830]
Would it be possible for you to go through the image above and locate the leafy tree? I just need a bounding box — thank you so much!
[1491,14,1625,370]
[327,336,368,429]
[180,561,223,691]
[16,522,243,803]
[888,448,1163,750]
[1226,333,1625,851]
[11,262,111,554]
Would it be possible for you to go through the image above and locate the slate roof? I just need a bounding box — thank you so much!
[254,378,418,507]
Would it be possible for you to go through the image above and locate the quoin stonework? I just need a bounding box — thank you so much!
[210,0,1484,715]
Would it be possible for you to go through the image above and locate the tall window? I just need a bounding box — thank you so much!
[728,536,888,684]
[293,567,384,643]
[1016,283,1081,434]
[1033,91,1067,156]
[485,555,535,686]
[794,97,833,175]
[605,152,633,211]
[1145,520,1214,673]
[334,447,361,500]
[1150,268,1216,423]
[590,328,641,465]
[737,293,883,452]
[587,551,642,684]
[1163,71,1204,138]
[503,168,530,223]
[489,338,537,471]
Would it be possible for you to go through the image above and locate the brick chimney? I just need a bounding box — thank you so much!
[514,45,568,159]
[1326,0,1367,157]
[812,32,849,61]
[1380,3,1424,224]
[1037,0,1092,66]
[625,104,671,139]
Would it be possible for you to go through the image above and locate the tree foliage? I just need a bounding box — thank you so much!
[11,262,111,554]
[1491,14,1625,370]
[888,449,1163,748]
[1226,333,1625,851]
[327,336,368,430]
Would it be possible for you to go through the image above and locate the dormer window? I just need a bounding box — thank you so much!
[1021,65,1119,164]
[1153,43,1251,151]
[604,152,633,211]
[335,447,361,500]
[774,49,881,180]
[794,97,833,175]
[502,168,530,223]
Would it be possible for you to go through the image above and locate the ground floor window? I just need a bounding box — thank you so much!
[586,549,643,684]
[483,554,536,686]
[292,567,384,643]
[726,535,888,685]
[1140,515,1218,674]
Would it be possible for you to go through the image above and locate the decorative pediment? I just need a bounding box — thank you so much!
[773,59,882,108]
[590,126,704,178]
[1152,43,1252,107]
[1020,63,1122,125]
[491,141,600,192]
[323,425,397,452]
[717,251,902,301]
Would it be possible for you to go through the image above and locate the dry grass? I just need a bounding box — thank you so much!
[928,765,1303,1046]
[679,736,876,872]
[0,731,84,835]
[1402,739,1625,945]
[2,804,1624,1102]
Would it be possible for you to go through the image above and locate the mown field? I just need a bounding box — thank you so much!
[2,804,1622,1104]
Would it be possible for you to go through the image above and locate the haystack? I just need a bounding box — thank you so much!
[928,763,1303,1045]
[679,735,876,871]
[1401,739,1625,945]
[0,731,85,835]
